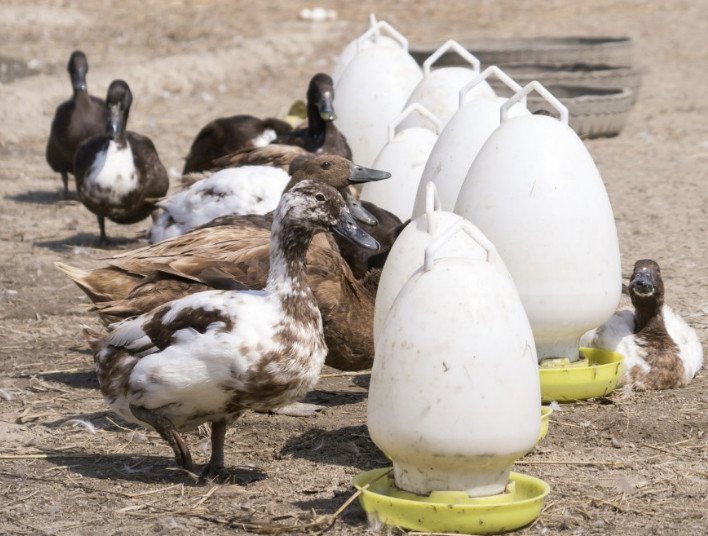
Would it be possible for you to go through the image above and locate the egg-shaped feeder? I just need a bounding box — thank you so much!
[373,182,512,343]
[359,220,549,533]
[454,81,623,399]
[359,104,441,222]
[411,66,530,218]
[399,40,495,130]
[331,15,401,84]
[334,21,423,167]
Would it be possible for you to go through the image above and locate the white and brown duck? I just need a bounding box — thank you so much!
[74,80,169,245]
[84,180,378,480]
[588,259,703,389]
[46,50,107,198]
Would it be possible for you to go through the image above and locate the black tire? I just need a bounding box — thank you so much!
[411,37,635,68]
[526,85,635,139]
[487,63,642,104]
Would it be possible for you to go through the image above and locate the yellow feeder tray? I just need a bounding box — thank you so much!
[353,468,549,534]
[538,406,553,441]
[539,347,624,403]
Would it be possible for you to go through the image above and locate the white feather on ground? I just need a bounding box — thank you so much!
[147,166,290,243]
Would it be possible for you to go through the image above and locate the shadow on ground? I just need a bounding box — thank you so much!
[279,424,387,469]
[34,233,142,251]
[5,189,76,204]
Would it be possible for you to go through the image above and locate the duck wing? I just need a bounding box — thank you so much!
[127,132,169,200]
[211,144,308,171]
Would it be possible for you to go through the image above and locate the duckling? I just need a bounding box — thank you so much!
[182,115,293,174]
[46,51,107,198]
[74,80,169,245]
[589,259,703,390]
[273,73,352,159]
[84,180,378,480]
[147,154,390,244]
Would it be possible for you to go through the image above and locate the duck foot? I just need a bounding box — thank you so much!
[129,403,193,471]
[269,402,325,417]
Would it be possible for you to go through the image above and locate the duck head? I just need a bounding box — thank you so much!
[286,155,390,226]
[105,80,133,142]
[307,73,337,122]
[279,180,379,250]
[68,50,90,94]
[628,259,664,313]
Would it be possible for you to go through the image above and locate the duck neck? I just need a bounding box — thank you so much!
[306,103,327,147]
[266,218,313,297]
[633,299,665,334]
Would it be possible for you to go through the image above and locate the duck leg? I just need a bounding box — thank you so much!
[129,403,193,471]
[200,420,229,483]
[96,215,110,246]
[60,172,70,199]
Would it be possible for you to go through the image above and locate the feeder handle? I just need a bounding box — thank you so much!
[500,80,568,124]
[423,40,480,77]
[458,65,525,110]
[424,181,442,236]
[424,219,497,271]
[356,20,408,53]
[388,103,442,141]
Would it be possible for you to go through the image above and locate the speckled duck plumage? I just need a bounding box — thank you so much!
[85,180,377,480]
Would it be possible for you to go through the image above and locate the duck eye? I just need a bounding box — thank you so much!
[315,193,326,202]
[320,161,331,170]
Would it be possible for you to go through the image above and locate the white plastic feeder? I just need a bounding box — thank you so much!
[455,81,622,362]
[373,182,512,343]
[332,15,401,84]
[359,104,441,221]
[368,220,541,496]
[334,21,423,166]
[400,40,495,130]
[411,66,530,218]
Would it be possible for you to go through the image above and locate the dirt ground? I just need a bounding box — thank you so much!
[0,0,706,534]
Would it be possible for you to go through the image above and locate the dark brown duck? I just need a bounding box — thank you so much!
[46,50,107,198]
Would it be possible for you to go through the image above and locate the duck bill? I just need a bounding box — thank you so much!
[629,271,654,296]
[332,210,379,250]
[343,189,378,226]
[318,91,336,121]
[347,163,391,184]
[106,105,123,139]
[71,71,88,93]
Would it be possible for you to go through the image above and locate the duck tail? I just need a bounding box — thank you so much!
[54,262,137,304]
[82,325,106,355]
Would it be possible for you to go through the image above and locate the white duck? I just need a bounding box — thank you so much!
[147,165,289,243]
[588,259,703,390]
[85,180,378,481]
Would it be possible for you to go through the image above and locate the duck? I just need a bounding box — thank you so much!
[58,158,389,371]
[182,114,293,174]
[45,50,107,198]
[83,180,378,481]
[147,154,390,244]
[181,73,350,174]
[587,259,703,390]
[74,80,169,245]
[272,73,352,159]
